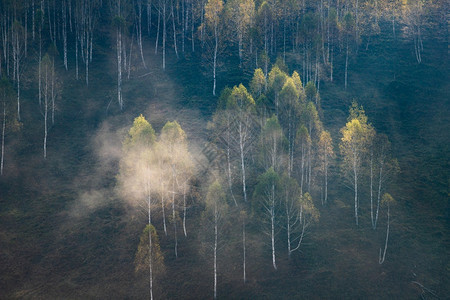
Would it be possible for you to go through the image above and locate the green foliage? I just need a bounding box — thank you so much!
[274,57,288,74]
[250,68,266,98]
[205,180,227,212]
[205,0,224,27]
[226,84,255,110]
[305,81,317,103]
[124,114,156,149]
[216,86,232,110]
[252,167,280,215]
[279,78,299,105]
[296,124,311,146]
[161,120,186,144]
[134,224,165,275]
[348,101,368,124]
[259,115,287,171]
[381,193,395,207]
[291,71,304,99]
[268,65,287,93]
[301,192,320,223]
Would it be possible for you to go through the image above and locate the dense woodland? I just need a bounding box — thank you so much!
[0,0,448,299]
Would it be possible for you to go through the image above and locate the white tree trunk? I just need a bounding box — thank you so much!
[161,180,167,235]
[370,153,375,228]
[1,103,5,175]
[226,116,237,206]
[354,160,358,226]
[375,163,383,229]
[163,1,166,69]
[379,204,390,264]
[183,185,187,237]
[147,190,154,300]
[271,184,277,270]
[213,24,218,96]
[213,201,218,299]
[239,121,247,202]
[242,216,246,283]
[345,40,349,90]
[117,28,123,109]
[172,175,178,258]
[171,3,179,59]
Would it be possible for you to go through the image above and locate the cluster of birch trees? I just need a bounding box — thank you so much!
[118,115,195,299]
[339,101,399,264]
[117,65,400,299]
[203,63,331,297]
[0,0,440,170]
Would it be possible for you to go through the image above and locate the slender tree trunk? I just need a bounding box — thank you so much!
[51,58,55,125]
[117,27,123,109]
[171,2,178,59]
[183,185,187,237]
[191,1,194,52]
[1,103,5,175]
[239,121,247,202]
[271,184,277,270]
[44,68,48,159]
[354,161,358,226]
[155,6,160,54]
[163,1,166,69]
[242,215,246,283]
[375,163,383,229]
[213,201,217,299]
[324,154,328,204]
[226,116,237,206]
[379,204,389,264]
[212,25,218,96]
[147,189,154,300]
[345,39,349,90]
[172,174,178,258]
[137,1,147,68]
[157,176,167,235]
[370,152,375,228]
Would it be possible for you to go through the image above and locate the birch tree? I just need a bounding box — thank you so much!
[285,189,319,257]
[203,0,223,95]
[204,180,228,299]
[252,167,280,270]
[296,125,310,196]
[249,68,266,99]
[226,84,256,203]
[226,0,255,66]
[371,134,399,229]
[339,102,374,226]
[11,20,25,121]
[0,77,15,175]
[39,54,55,159]
[379,193,395,264]
[118,114,159,299]
[135,224,165,300]
[259,114,285,173]
[160,120,193,258]
[279,77,300,177]
[317,130,334,205]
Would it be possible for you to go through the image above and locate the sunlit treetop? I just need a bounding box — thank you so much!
[124,114,156,148]
[250,68,266,98]
[291,71,304,98]
[280,78,300,103]
[348,101,369,124]
[160,120,186,144]
[268,65,288,92]
[226,84,255,110]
